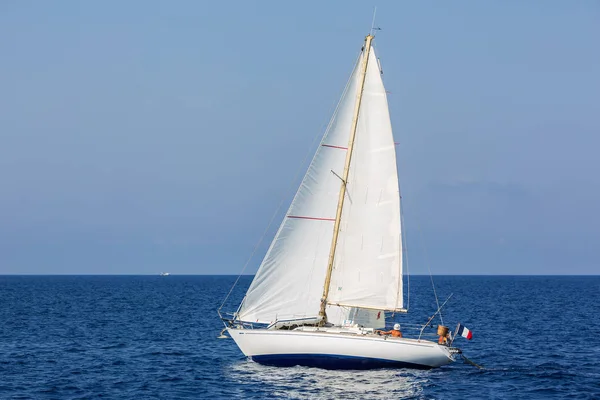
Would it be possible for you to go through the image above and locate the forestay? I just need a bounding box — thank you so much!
[327,46,403,311]
[237,54,364,324]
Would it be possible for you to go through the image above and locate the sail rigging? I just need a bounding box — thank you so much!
[327,43,403,312]
[319,35,374,321]
[237,36,403,325]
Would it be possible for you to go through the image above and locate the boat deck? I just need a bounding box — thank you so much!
[293,326,441,346]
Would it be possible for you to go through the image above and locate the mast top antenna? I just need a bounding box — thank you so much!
[369,7,382,37]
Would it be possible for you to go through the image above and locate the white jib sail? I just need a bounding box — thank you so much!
[328,46,403,311]
[237,53,365,324]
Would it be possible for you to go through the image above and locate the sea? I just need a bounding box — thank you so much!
[0,275,598,399]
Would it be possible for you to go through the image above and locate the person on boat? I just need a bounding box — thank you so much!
[438,331,451,345]
[376,323,402,337]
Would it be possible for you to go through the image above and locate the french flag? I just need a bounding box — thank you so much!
[457,323,473,340]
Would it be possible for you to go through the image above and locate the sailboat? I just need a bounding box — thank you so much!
[220,33,463,369]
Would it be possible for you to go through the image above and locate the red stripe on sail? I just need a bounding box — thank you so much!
[321,144,348,150]
[287,215,335,222]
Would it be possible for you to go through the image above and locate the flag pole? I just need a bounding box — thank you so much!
[417,293,453,341]
[451,322,460,345]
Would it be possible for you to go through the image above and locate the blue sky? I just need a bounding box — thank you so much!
[1,1,598,274]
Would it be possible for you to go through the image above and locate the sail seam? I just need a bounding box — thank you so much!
[287,216,336,222]
[321,144,348,150]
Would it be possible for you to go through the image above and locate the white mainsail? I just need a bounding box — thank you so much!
[238,45,402,325]
[328,46,403,312]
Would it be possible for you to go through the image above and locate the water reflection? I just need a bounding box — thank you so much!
[227,358,429,399]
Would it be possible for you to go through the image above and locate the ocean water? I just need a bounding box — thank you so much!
[0,275,599,399]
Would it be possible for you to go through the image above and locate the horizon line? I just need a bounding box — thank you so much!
[1,273,599,277]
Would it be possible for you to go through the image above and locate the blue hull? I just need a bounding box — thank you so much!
[251,353,432,370]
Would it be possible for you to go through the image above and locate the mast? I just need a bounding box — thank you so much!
[319,35,374,323]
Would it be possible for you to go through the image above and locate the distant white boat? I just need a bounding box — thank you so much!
[159,272,170,276]
[220,31,468,369]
